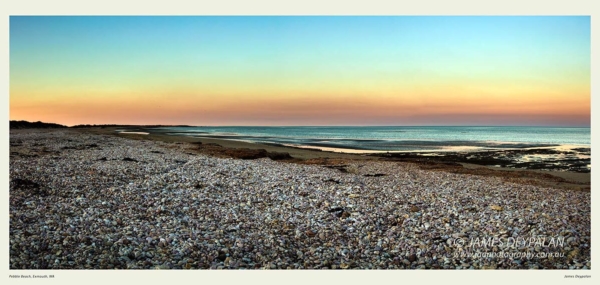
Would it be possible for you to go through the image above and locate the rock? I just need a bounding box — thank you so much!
[328,207,344,213]
[408,254,417,262]
[490,205,503,211]
[568,248,580,259]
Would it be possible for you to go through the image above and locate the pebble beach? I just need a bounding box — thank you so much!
[9,129,591,269]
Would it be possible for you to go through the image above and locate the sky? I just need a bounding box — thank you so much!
[9,16,590,126]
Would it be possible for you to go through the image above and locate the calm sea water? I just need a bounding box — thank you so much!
[153,126,590,152]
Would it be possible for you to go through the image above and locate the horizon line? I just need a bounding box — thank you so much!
[9,120,591,128]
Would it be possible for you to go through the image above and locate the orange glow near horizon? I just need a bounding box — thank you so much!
[10,87,590,126]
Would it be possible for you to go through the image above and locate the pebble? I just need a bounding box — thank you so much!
[8,129,591,269]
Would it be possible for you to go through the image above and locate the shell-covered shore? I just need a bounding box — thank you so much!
[9,130,591,269]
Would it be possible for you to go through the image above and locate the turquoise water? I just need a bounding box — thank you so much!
[152,126,590,152]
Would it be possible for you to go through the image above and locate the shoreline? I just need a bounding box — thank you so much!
[64,127,590,191]
[120,126,591,153]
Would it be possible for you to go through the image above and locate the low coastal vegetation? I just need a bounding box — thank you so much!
[10,120,67,129]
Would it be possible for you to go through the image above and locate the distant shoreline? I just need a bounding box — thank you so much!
[124,125,590,152]
[124,126,591,174]
[9,121,591,175]
[43,126,588,191]
[75,126,593,172]
[8,120,591,129]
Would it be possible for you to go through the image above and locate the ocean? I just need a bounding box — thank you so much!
[150,126,590,153]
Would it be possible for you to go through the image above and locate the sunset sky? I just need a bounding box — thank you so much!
[10,16,590,126]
